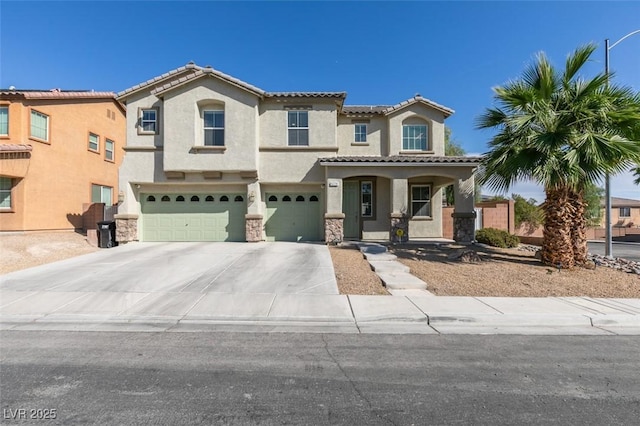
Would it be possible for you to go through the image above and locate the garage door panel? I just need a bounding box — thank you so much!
[141,193,245,242]
[265,193,321,242]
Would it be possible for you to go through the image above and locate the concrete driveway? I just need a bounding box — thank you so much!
[0,242,338,295]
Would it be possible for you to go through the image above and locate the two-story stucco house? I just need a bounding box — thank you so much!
[115,63,480,244]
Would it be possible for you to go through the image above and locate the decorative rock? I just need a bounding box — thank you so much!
[448,249,483,263]
[590,253,640,275]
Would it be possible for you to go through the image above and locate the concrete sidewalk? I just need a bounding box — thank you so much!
[2,289,639,335]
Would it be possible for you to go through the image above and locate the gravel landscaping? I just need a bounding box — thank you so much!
[0,232,98,274]
[328,245,388,295]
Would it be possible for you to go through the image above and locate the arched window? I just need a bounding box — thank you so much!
[205,195,214,202]
[161,195,170,202]
[220,195,229,202]
[191,195,200,202]
[234,195,244,202]
[268,195,277,202]
[282,195,291,202]
[176,195,185,202]
[296,195,305,202]
[310,195,319,202]
[146,195,156,202]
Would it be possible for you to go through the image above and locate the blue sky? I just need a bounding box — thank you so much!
[1,1,639,201]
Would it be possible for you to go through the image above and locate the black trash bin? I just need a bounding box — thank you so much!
[97,220,117,248]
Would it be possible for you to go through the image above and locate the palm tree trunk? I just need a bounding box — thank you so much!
[541,186,575,268]
[569,188,589,265]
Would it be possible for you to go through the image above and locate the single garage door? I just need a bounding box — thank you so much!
[141,193,245,242]
[265,193,321,242]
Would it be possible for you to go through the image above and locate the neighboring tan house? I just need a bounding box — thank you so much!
[0,89,125,231]
[602,197,640,228]
[115,63,480,244]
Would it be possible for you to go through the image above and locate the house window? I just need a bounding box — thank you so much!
[411,185,431,217]
[288,111,309,146]
[91,184,112,206]
[0,106,8,136]
[105,139,114,161]
[30,109,49,141]
[88,133,99,152]
[620,207,631,218]
[402,124,428,151]
[140,108,158,134]
[0,177,12,209]
[204,110,224,146]
[354,124,367,143]
[361,181,373,217]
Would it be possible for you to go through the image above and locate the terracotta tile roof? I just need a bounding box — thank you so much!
[0,89,117,100]
[264,92,347,99]
[382,95,454,117]
[151,66,266,97]
[341,105,389,114]
[318,155,483,164]
[117,62,202,99]
[0,143,33,152]
[603,197,640,207]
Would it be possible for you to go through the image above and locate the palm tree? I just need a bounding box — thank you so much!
[477,44,640,268]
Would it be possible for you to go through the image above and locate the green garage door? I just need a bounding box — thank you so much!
[141,193,245,242]
[265,193,321,242]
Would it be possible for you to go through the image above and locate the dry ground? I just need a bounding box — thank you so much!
[328,245,388,295]
[0,231,98,274]
[390,244,640,298]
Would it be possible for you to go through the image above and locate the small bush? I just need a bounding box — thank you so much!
[475,228,520,248]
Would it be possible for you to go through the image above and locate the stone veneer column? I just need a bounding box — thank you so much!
[452,212,476,243]
[245,214,263,242]
[114,214,138,243]
[390,213,409,243]
[324,213,344,244]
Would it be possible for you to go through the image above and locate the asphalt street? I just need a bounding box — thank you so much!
[588,241,640,262]
[2,331,639,425]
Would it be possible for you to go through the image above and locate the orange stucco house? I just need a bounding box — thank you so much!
[0,89,125,231]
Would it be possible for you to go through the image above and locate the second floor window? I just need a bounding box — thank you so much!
[354,124,367,143]
[0,106,8,136]
[88,133,99,152]
[288,111,309,146]
[30,109,49,141]
[402,124,428,151]
[105,139,115,161]
[141,109,157,133]
[204,110,224,146]
[620,207,631,218]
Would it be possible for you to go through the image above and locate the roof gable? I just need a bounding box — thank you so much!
[116,62,202,100]
[382,95,454,118]
[151,66,266,98]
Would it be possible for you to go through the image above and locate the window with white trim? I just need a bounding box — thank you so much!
[411,185,431,217]
[0,177,13,209]
[105,139,114,161]
[288,111,309,146]
[620,207,631,218]
[88,133,99,152]
[0,106,8,136]
[30,109,49,141]
[354,124,367,143]
[91,184,112,206]
[402,124,428,151]
[140,109,158,134]
[361,181,373,217]
[204,110,224,146]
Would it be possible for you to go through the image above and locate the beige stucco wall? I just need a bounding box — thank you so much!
[259,150,331,183]
[387,104,446,156]
[124,91,164,148]
[336,115,386,156]
[162,78,259,172]
[0,97,125,231]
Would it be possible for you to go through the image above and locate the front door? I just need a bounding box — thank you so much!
[343,181,359,239]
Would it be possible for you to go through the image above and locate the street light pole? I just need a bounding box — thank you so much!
[603,29,640,259]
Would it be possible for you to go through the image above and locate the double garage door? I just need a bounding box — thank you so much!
[141,192,323,242]
[264,193,321,242]
[141,193,246,242]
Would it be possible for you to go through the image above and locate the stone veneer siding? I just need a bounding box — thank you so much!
[245,215,263,242]
[114,215,138,243]
[324,214,345,244]
[390,213,409,243]
[452,212,476,243]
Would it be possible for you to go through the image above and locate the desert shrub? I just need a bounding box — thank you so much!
[475,228,520,248]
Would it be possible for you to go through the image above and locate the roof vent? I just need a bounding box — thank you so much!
[205,65,213,69]
[414,93,421,98]
[8,85,15,90]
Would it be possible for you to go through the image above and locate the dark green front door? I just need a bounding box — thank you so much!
[343,181,359,239]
